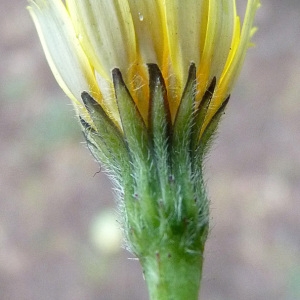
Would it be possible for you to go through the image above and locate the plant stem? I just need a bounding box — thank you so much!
[140,245,204,300]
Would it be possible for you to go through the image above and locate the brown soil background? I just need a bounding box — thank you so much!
[1,1,300,299]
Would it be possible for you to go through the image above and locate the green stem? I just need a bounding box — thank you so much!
[140,245,204,300]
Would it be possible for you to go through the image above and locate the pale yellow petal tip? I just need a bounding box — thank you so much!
[251,0,261,9]
[248,27,259,47]
[251,27,259,37]
[257,1,262,9]
[26,1,37,12]
[27,0,45,9]
[249,0,261,15]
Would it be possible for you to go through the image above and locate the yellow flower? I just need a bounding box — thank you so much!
[29,3,260,297]
[28,0,260,133]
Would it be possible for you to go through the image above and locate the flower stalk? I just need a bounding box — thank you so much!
[28,0,260,298]
[141,243,204,300]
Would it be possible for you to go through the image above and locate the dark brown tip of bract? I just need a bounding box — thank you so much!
[81,91,97,108]
[187,63,196,82]
[147,63,166,91]
[220,95,230,111]
[112,68,125,88]
[208,77,217,95]
[79,116,90,129]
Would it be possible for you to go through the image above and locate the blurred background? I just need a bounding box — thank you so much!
[0,0,299,299]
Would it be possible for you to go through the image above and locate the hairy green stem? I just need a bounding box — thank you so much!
[141,244,204,300]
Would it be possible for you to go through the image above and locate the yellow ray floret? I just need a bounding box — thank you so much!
[28,0,260,133]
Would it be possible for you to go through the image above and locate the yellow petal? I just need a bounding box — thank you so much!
[197,0,235,100]
[163,0,206,117]
[66,0,137,79]
[202,0,260,133]
[125,0,169,123]
[216,0,261,101]
[208,0,236,83]
[28,0,101,118]
[164,0,205,86]
[127,0,167,68]
[95,72,121,126]
[195,0,216,94]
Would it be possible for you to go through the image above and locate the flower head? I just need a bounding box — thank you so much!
[28,0,260,133]
[29,2,260,298]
